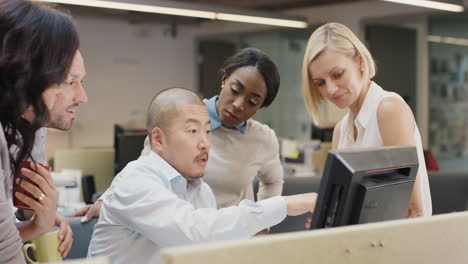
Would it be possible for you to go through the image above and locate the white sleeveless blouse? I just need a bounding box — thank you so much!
[338,82,432,216]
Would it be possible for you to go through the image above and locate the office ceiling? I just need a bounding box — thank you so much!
[170,0,373,11]
[169,0,467,11]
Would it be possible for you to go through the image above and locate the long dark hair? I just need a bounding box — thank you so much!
[220,48,280,107]
[0,0,79,175]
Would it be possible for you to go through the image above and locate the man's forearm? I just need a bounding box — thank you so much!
[16,220,43,243]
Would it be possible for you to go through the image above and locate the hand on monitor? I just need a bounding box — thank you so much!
[406,203,424,218]
[69,200,102,222]
[283,193,318,216]
[305,216,312,229]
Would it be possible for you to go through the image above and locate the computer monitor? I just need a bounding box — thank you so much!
[429,171,468,214]
[310,146,418,229]
[114,124,147,175]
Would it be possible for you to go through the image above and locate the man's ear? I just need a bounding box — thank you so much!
[21,105,35,123]
[151,127,165,152]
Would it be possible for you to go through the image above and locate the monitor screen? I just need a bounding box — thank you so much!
[310,146,418,229]
[114,125,147,175]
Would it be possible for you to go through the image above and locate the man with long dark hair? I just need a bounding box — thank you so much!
[0,0,87,262]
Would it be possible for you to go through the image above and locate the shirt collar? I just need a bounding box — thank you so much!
[147,151,181,182]
[146,151,203,193]
[205,96,247,134]
[354,81,382,128]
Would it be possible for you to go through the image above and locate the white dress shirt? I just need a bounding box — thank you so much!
[88,151,287,264]
[338,81,432,216]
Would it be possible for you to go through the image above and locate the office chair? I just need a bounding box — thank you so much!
[65,217,98,259]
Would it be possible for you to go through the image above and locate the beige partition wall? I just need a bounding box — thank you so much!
[54,148,115,193]
[162,212,468,264]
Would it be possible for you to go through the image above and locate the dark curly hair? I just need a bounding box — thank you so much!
[220,48,280,108]
[0,0,79,176]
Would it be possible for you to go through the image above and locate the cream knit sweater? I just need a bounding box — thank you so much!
[203,119,283,208]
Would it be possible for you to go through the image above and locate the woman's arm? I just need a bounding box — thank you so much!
[377,97,431,217]
[257,129,283,201]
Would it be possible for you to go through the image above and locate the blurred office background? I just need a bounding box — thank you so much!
[39,0,468,203]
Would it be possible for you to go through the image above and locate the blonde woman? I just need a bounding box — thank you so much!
[302,22,431,217]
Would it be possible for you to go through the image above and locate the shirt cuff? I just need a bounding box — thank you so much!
[255,196,287,228]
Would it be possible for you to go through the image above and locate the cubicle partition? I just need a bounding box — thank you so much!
[162,212,468,264]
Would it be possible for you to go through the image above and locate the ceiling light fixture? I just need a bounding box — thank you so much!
[428,35,468,46]
[215,13,308,28]
[383,0,464,12]
[37,0,308,28]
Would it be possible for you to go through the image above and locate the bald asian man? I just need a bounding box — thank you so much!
[87,87,317,264]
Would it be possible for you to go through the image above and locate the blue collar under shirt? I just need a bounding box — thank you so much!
[205,96,246,134]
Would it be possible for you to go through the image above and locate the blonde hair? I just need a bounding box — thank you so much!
[301,22,376,125]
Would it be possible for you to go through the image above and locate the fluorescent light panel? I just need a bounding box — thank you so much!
[39,0,215,18]
[428,35,468,46]
[216,13,308,28]
[383,0,464,12]
[37,0,308,28]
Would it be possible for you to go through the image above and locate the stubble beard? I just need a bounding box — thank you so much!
[47,114,73,131]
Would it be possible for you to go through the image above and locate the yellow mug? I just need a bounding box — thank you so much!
[22,229,62,264]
